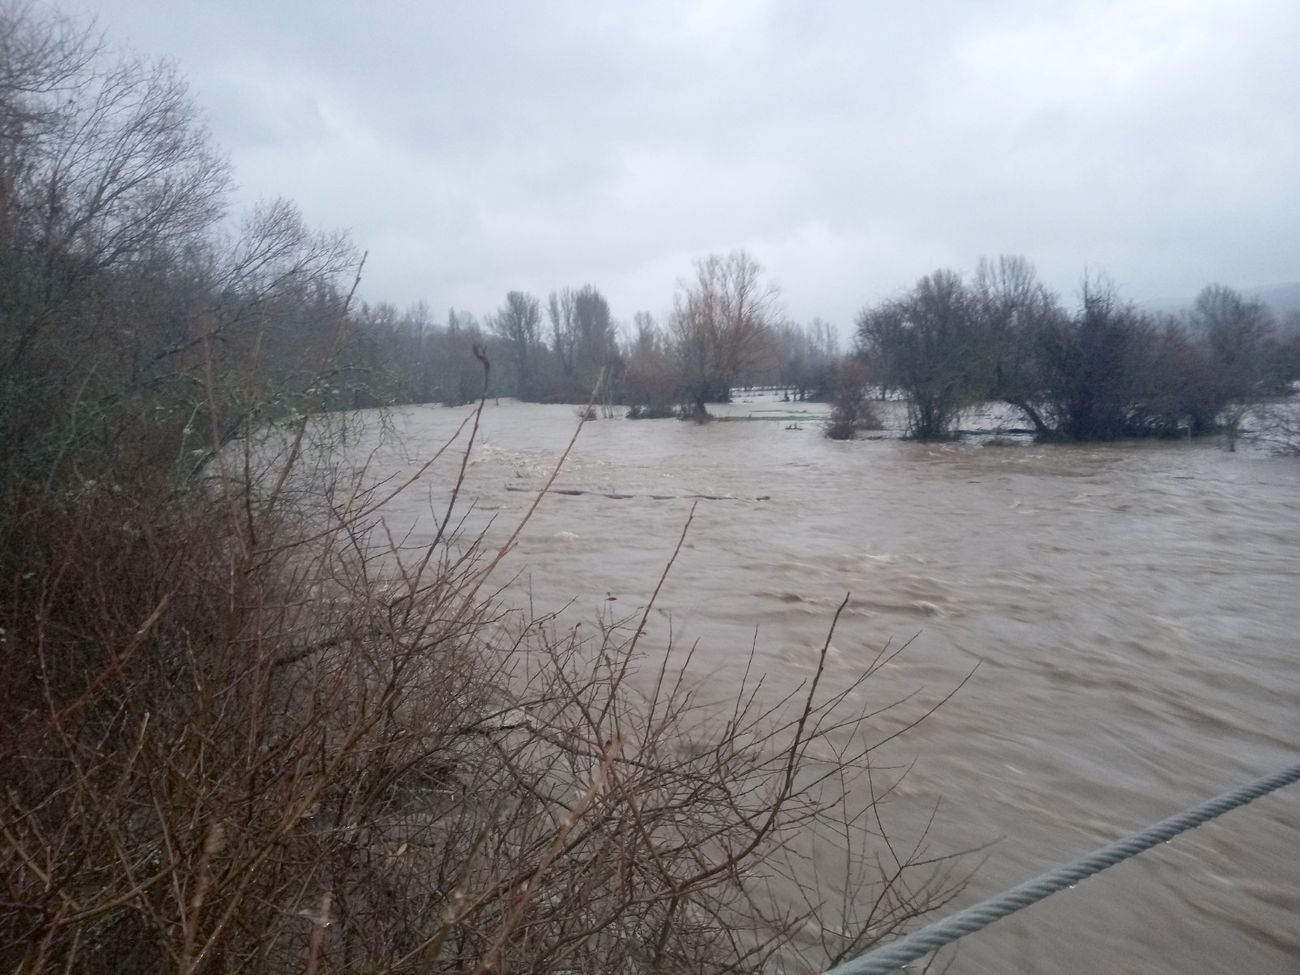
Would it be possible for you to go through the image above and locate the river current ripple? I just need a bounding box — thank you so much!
[346,398,1298,975]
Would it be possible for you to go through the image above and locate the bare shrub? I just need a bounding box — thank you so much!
[623,313,681,419]
[824,359,882,441]
[625,403,678,420]
[2,374,967,973]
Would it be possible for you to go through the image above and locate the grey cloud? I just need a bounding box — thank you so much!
[88,0,1300,328]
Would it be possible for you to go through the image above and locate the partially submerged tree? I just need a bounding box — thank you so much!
[1249,400,1300,454]
[1189,284,1283,398]
[1032,282,1229,440]
[439,308,496,405]
[765,318,841,400]
[546,284,620,401]
[623,311,677,417]
[823,356,880,440]
[1036,283,1146,440]
[491,290,544,400]
[974,255,1064,435]
[856,269,984,439]
[669,250,778,416]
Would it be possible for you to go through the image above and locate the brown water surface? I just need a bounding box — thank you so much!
[347,398,1299,975]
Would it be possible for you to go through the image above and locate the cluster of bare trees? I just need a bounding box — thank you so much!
[855,256,1300,441]
[352,250,839,417]
[351,250,840,418]
[362,252,1299,444]
[344,255,1300,444]
[0,4,368,501]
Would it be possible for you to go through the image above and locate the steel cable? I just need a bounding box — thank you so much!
[822,761,1300,975]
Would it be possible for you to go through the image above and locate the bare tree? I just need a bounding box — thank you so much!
[0,5,97,246]
[623,311,676,417]
[491,290,543,399]
[0,8,228,377]
[546,287,576,376]
[1190,284,1281,396]
[570,285,617,388]
[856,269,982,439]
[766,318,841,400]
[0,4,95,103]
[429,308,494,406]
[669,250,778,416]
[547,284,617,399]
[973,255,1064,435]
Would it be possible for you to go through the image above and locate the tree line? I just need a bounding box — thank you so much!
[346,253,840,415]
[353,253,1300,446]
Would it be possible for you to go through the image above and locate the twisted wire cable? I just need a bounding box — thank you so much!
[822,761,1300,975]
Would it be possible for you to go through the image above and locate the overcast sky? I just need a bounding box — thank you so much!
[81,0,1299,332]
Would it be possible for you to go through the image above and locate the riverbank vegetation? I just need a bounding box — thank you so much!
[856,257,1300,442]
[1,7,971,973]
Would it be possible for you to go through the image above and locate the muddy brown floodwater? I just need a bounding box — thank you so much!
[343,397,1299,974]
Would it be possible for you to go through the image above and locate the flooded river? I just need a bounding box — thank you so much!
[349,397,1299,974]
